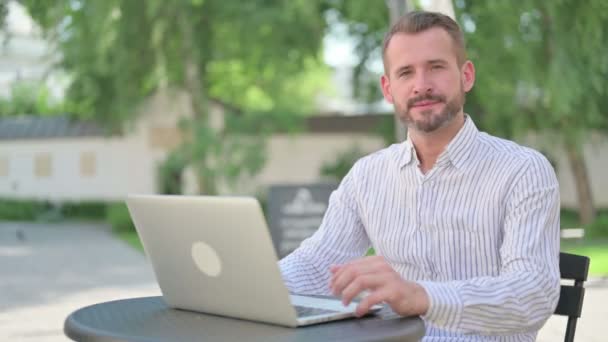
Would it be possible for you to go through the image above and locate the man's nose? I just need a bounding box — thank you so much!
[412,72,433,95]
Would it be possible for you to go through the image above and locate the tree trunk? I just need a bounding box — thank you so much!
[177,7,217,195]
[565,143,596,225]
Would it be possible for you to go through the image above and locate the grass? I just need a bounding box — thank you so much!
[562,239,608,276]
[117,231,144,252]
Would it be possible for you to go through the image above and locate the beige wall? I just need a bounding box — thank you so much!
[257,133,385,185]
[0,136,159,201]
[2,88,607,208]
[2,130,608,209]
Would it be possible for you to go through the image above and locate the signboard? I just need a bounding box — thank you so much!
[267,183,337,258]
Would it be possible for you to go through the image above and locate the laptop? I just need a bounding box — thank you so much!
[125,194,381,327]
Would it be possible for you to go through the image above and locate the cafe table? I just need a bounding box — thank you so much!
[64,296,425,342]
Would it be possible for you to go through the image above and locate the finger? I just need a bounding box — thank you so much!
[331,258,387,295]
[328,264,343,290]
[333,256,388,282]
[332,265,368,296]
[329,264,342,274]
[340,274,386,306]
[355,288,390,317]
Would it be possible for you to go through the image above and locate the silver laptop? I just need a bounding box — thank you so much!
[126,194,381,327]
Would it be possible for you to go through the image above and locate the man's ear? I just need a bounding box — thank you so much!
[380,74,394,104]
[461,60,475,92]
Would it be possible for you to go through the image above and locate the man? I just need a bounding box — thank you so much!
[279,10,560,341]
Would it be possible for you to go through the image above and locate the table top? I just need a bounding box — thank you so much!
[64,296,425,342]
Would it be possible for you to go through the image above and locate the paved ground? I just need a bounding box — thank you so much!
[0,222,605,341]
[0,222,160,341]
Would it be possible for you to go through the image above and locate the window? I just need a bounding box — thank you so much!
[0,156,8,177]
[148,126,182,150]
[34,153,52,178]
[80,151,96,177]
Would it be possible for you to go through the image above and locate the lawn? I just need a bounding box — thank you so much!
[117,231,143,252]
[562,239,608,276]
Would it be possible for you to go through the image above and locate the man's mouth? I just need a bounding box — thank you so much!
[411,100,441,109]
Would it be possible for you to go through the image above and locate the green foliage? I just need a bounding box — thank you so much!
[561,208,581,229]
[157,151,187,195]
[585,214,608,239]
[20,0,332,193]
[374,115,396,145]
[0,82,66,116]
[60,201,107,220]
[320,146,365,182]
[0,198,108,221]
[562,239,608,276]
[21,0,330,128]
[0,198,51,221]
[116,230,143,251]
[457,0,608,223]
[106,203,135,233]
[457,0,608,140]
[324,2,389,102]
[0,2,7,26]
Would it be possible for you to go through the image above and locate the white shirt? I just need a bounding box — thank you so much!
[279,117,561,341]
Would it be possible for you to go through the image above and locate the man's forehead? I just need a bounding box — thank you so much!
[384,28,458,70]
[386,29,454,55]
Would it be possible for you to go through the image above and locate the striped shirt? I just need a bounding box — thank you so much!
[279,116,561,341]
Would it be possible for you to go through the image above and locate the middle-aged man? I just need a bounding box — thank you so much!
[279,10,560,341]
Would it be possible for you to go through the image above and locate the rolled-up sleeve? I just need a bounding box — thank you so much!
[279,162,371,295]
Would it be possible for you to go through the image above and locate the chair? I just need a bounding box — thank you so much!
[554,252,590,342]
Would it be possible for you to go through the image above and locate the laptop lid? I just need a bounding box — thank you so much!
[126,194,301,327]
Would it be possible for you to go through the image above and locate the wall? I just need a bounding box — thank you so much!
[0,136,158,201]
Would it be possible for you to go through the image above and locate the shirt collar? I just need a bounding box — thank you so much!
[398,138,416,168]
[398,115,479,170]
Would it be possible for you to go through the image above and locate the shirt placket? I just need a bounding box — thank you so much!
[416,170,438,279]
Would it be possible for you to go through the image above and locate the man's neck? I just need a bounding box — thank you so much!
[409,113,466,174]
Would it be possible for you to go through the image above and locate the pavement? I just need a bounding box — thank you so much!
[0,222,160,341]
[0,222,605,341]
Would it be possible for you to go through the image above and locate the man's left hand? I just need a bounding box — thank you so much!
[329,256,430,317]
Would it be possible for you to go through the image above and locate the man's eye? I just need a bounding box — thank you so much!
[399,71,411,78]
[431,65,443,70]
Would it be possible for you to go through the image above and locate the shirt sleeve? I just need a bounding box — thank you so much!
[418,152,561,335]
[278,161,371,295]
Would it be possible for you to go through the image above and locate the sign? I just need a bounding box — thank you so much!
[267,183,337,258]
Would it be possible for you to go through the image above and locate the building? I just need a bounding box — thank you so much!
[0,91,387,201]
[1,90,608,210]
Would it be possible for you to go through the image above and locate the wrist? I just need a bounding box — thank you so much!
[413,282,430,315]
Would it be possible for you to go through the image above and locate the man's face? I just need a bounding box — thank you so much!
[380,28,475,133]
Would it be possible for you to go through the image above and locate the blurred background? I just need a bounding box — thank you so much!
[0,0,606,341]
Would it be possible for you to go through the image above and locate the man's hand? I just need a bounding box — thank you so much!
[329,256,430,317]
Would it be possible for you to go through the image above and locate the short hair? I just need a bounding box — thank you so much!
[382,11,466,71]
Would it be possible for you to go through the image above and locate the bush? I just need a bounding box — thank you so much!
[0,198,113,221]
[0,198,51,220]
[106,203,136,233]
[60,201,107,220]
[585,214,608,239]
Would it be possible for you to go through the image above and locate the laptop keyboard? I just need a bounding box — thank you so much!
[294,305,340,317]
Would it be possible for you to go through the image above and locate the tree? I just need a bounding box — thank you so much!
[21,0,332,194]
[0,81,66,116]
[324,0,607,224]
[458,0,608,224]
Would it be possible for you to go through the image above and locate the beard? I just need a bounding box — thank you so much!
[396,88,465,133]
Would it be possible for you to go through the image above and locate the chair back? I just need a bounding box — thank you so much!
[554,252,590,342]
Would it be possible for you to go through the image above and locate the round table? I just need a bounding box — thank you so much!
[64,296,425,342]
